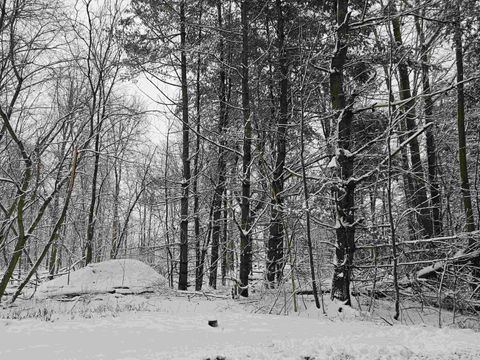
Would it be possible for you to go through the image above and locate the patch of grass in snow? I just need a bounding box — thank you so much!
[0,305,55,321]
[0,293,166,321]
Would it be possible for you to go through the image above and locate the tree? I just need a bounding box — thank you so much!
[266,0,289,287]
[239,0,252,297]
[391,2,433,239]
[329,0,356,305]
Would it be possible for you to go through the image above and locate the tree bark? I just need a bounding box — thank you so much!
[330,0,356,306]
[193,5,203,291]
[415,15,442,236]
[454,3,479,278]
[208,0,228,289]
[455,2,475,235]
[267,0,288,287]
[239,0,252,297]
[178,0,191,291]
[391,8,433,238]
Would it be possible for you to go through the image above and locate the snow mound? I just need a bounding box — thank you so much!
[35,259,166,298]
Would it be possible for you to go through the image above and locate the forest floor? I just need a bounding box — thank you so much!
[0,260,479,359]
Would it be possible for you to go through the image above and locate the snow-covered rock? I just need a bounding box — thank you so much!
[35,259,166,298]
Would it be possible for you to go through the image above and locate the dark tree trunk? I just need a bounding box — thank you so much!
[415,15,442,236]
[391,11,433,238]
[178,0,191,291]
[330,0,356,306]
[267,0,288,287]
[110,163,121,259]
[208,1,228,289]
[193,5,203,291]
[239,0,252,297]
[85,129,101,265]
[221,190,229,286]
[455,3,478,277]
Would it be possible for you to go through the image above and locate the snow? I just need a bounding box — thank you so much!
[35,259,166,298]
[0,295,479,359]
[1,259,479,359]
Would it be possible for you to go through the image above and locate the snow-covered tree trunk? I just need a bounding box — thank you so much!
[330,0,356,306]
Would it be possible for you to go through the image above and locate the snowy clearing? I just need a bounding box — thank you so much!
[1,260,479,359]
[1,294,480,360]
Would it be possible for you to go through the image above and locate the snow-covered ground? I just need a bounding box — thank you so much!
[1,295,480,360]
[1,260,479,359]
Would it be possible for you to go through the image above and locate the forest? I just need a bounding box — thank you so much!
[0,0,479,328]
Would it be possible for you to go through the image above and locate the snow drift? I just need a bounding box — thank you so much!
[35,259,166,298]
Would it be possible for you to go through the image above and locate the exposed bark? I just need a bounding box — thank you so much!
[415,10,442,236]
[164,124,174,288]
[208,0,228,289]
[454,2,479,276]
[330,0,356,306]
[110,162,121,259]
[391,8,433,238]
[239,0,252,297]
[193,5,203,291]
[221,190,229,286]
[267,0,288,286]
[455,2,475,235]
[84,125,101,265]
[178,0,191,291]
[300,78,320,310]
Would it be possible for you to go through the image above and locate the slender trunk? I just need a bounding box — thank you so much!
[85,130,101,265]
[49,127,69,278]
[196,204,214,290]
[239,0,252,297]
[415,11,442,236]
[193,7,203,291]
[455,4,478,278]
[209,1,228,289]
[300,88,320,309]
[386,24,400,319]
[221,190,228,286]
[48,187,60,279]
[330,0,355,306]
[391,9,433,238]
[165,124,174,288]
[110,163,121,258]
[267,0,288,286]
[178,0,191,290]
[375,25,417,238]
[455,3,474,234]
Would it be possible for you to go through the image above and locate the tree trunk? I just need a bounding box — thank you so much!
[84,129,101,265]
[208,0,228,290]
[178,0,191,291]
[221,190,229,286]
[391,9,433,238]
[193,8,203,291]
[330,0,356,306]
[165,123,174,288]
[455,2,475,235]
[239,0,252,297]
[267,0,288,287]
[454,3,479,277]
[110,163,121,259]
[415,15,442,236]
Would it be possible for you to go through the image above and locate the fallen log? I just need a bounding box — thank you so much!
[417,249,480,279]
